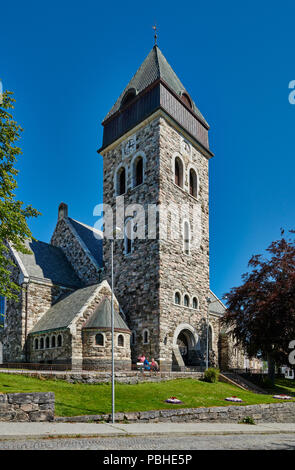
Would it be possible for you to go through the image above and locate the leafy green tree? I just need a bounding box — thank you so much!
[222,230,295,385]
[0,88,40,299]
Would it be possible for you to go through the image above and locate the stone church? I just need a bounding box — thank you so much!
[0,45,245,371]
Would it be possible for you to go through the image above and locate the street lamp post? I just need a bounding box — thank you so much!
[111,227,122,424]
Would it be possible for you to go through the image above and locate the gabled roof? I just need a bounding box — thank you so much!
[68,218,103,268]
[30,283,101,333]
[209,290,227,316]
[104,45,208,126]
[15,240,82,288]
[83,297,129,331]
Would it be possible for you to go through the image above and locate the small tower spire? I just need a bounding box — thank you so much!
[152,24,158,45]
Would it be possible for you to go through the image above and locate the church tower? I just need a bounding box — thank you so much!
[99,45,213,370]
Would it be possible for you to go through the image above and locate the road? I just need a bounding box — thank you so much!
[1,433,295,450]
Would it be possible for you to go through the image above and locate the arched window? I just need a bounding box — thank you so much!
[40,337,44,349]
[118,334,124,347]
[57,334,62,347]
[174,157,183,188]
[95,333,104,346]
[192,297,198,309]
[116,167,126,195]
[143,329,149,344]
[45,336,50,349]
[174,292,181,305]
[51,336,56,348]
[183,221,190,255]
[189,169,198,198]
[208,325,213,351]
[133,156,143,187]
[34,338,39,350]
[131,331,136,345]
[124,217,133,255]
[184,294,190,307]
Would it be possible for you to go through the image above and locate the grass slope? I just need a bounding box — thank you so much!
[0,373,294,417]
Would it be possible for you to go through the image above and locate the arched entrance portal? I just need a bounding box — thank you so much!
[172,323,201,368]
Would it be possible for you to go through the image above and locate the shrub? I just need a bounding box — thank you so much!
[203,368,220,383]
[240,416,256,425]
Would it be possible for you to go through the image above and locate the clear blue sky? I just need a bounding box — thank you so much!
[1,0,294,299]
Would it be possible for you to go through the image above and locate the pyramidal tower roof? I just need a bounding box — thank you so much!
[103,45,208,126]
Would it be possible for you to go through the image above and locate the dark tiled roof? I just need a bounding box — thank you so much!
[68,218,103,268]
[83,297,130,331]
[209,290,226,316]
[16,240,82,288]
[30,284,100,333]
[104,45,208,125]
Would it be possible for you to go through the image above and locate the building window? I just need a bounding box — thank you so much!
[133,156,143,187]
[143,329,149,344]
[189,168,198,198]
[118,334,124,347]
[124,217,133,255]
[34,338,39,350]
[51,336,56,348]
[174,157,183,188]
[184,294,190,307]
[0,296,5,329]
[95,333,104,346]
[40,337,44,349]
[45,336,50,349]
[57,334,62,347]
[116,166,126,196]
[192,297,198,309]
[174,292,181,305]
[131,331,136,345]
[181,92,192,108]
[183,221,190,255]
[208,325,213,351]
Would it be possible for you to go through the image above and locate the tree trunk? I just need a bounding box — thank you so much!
[267,352,275,386]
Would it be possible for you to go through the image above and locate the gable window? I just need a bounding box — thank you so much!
[45,336,50,349]
[174,157,183,188]
[174,292,181,305]
[51,336,56,348]
[184,294,190,307]
[57,334,62,347]
[117,334,124,347]
[183,221,190,255]
[34,338,39,350]
[40,337,44,349]
[0,296,5,329]
[189,169,198,198]
[95,333,104,346]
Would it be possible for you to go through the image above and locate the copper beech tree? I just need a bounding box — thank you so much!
[222,230,295,385]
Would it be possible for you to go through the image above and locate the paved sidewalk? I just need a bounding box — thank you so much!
[0,422,295,440]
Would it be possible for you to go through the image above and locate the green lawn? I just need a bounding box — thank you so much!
[0,373,294,417]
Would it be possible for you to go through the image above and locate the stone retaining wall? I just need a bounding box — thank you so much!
[0,392,54,422]
[56,402,295,424]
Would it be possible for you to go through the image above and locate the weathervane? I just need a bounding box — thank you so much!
[152,24,158,45]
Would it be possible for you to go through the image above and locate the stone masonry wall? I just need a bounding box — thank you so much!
[0,392,54,422]
[28,329,72,364]
[102,117,161,364]
[51,217,102,286]
[82,329,131,370]
[158,117,211,368]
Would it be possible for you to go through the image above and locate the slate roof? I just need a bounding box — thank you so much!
[30,284,100,333]
[68,218,103,268]
[16,240,82,288]
[83,297,130,331]
[104,45,208,125]
[209,290,226,316]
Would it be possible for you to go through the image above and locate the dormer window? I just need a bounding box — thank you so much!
[181,92,192,109]
[121,88,137,108]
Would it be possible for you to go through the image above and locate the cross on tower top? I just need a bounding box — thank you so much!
[152,24,158,45]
